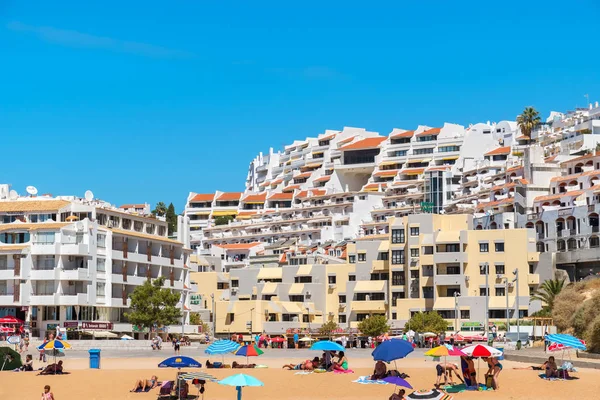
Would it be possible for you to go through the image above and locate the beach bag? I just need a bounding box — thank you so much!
[485,374,495,389]
[213,362,222,368]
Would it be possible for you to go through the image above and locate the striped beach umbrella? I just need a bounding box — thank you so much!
[545,334,587,351]
[234,345,263,364]
[205,339,240,354]
[408,389,453,400]
[37,339,71,351]
[179,371,218,382]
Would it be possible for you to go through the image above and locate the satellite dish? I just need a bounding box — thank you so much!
[9,190,18,200]
[84,190,94,202]
[26,186,38,196]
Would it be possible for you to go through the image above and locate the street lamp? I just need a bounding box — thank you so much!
[250,307,255,336]
[484,262,489,335]
[306,307,311,332]
[454,292,461,333]
[503,278,510,334]
[210,293,215,338]
[512,269,520,340]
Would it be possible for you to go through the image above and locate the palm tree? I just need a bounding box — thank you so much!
[516,106,541,138]
[152,202,168,217]
[531,278,566,310]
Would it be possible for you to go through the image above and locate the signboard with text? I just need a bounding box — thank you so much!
[81,322,113,330]
[64,322,79,328]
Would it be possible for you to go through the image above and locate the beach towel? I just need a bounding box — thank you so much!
[255,365,268,368]
[133,387,153,393]
[294,371,313,375]
[352,376,388,385]
[334,369,355,374]
[442,384,467,393]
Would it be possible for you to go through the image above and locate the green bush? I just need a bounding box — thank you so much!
[0,347,22,371]
[552,287,584,331]
[587,315,600,353]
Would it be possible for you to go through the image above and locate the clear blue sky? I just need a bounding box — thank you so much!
[2,1,599,211]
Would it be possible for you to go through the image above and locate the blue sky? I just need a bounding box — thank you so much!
[1,1,599,211]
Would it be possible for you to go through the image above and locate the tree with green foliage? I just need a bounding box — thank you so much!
[0,347,22,371]
[152,202,168,217]
[166,203,177,235]
[516,106,541,138]
[404,311,448,334]
[531,278,566,310]
[214,215,234,226]
[189,313,211,334]
[125,276,181,330]
[319,320,339,339]
[358,315,390,337]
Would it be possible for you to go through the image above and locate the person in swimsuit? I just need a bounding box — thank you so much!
[484,357,502,389]
[544,356,558,378]
[41,385,55,400]
[435,363,464,388]
[460,356,476,386]
[333,351,349,371]
[282,359,314,371]
[130,375,159,392]
[371,360,387,380]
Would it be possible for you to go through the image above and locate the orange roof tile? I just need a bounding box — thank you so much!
[214,242,262,250]
[559,151,600,166]
[545,155,558,163]
[237,211,258,217]
[216,192,242,201]
[391,130,415,139]
[551,170,600,183]
[279,253,287,263]
[416,127,441,137]
[339,137,386,151]
[243,193,267,202]
[314,176,331,182]
[484,146,511,156]
[191,193,215,202]
[269,192,294,200]
[282,185,301,193]
[506,165,523,173]
[297,189,326,199]
[337,136,356,145]
[490,182,516,192]
[477,197,514,210]
[119,204,146,209]
[516,135,530,141]
[271,179,283,185]
[374,169,399,177]
[294,172,312,179]
[400,168,425,175]
[534,190,585,203]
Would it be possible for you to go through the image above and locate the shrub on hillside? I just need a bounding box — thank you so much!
[588,315,600,353]
[571,293,600,340]
[552,288,584,331]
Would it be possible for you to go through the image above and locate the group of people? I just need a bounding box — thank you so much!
[433,356,502,390]
[515,356,561,379]
[283,351,349,372]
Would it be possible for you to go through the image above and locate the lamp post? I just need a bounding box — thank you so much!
[512,269,520,340]
[484,262,489,335]
[504,278,510,334]
[306,307,311,332]
[454,292,461,333]
[250,307,255,337]
[211,293,215,338]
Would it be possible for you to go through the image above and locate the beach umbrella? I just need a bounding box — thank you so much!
[37,339,71,374]
[372,339,414,363]
[310,340,344,352]
[422,332,437,338]
[234,344,264,364]
[461,344,502,385]
[205,339,240,362]
[546,334,587,363]
[0,316,23,324]
[179,371,218,398]
[299,336,315,342]
[407,389,453,400]
[158,356,202,368]
[219,373,264,400]
[383,376,414,397]
[425,345,466,368]
[120,334,134,340]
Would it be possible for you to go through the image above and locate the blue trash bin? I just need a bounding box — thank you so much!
[89,349,101,369]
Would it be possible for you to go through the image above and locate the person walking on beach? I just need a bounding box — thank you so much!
[41,385,55,400]
[174,337,181,355]
[293,332,299,349]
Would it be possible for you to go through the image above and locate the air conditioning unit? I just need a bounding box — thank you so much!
[231,288,238,294]
[328,283,337,289]
[465,276,470,281]
[496,274,503,279]
[339,303,346,308]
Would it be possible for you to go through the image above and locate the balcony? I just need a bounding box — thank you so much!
[371,260,390,272]
[262,321,322,335]
[30,294,59,305]
[30,269,57,280]
[434,252,464,264]
[0,295,15,305]
[60,268,90,281]
[59,243,88,255]
[58,293,89,305]
[351,300,387,312]
[434,274,463,286]
[527,274,540,285]
[0,270,16,280]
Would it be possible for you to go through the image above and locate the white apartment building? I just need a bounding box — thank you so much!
[0,191,196,339]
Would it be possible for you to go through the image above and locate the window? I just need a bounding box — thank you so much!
[410,227,419,236]
[414,147,434,155]
[479,264,489,275]
[35,232,55,245]
[392,312,397,320]
[529,263,535,274]
[289,295,304,302]
[423,287,434,299]
[302,314,310,323]
[378,252,389,261]
[495,264,505,275]
[227,313,235,322]
[338,315,347,323]
[348,275,356,281]
[359,195,367,200]
[391,291,405,306]
[495,287,505,296]
[422,246,433,255]
[392,271,405,286]
[96,258,106,272]
[495,242,505,252]
[410,248,419,257]
[392,250,405,264]
[479,243,489,253]
[231,280,239,288]
[339,295,346,303]
[392,229,405,244]
[328,275,337,284]
[348,255,356,263]
[446,244,460,252]
[217,282,226,290]
[459,310,470,319]
[358,253,366,262]
[422,265,434,277]
[489,310,506,318]
[96,282,105,296]
[43,306,59,321]
[295,276,312,283]
[479,288,488,296]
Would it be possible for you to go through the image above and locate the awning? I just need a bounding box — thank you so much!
[268,300,282,313]
[236,213,255,220]
[261,282,278,295]
[421,233,434,246]
[296,265,313,276]
[305,162,323,168]
[245,201,265,204]
[305,303,321,315]
[192,211,211,215]
[378,241,390,252]
[379,161,400,167]
[288,283,305,295]
[308,218,331,224]
[257,268,283,280]
[436,231,460,243]
[354,280,386,292]
[212,210,238,217]
[442,156,459,161]
[281,302,302,314]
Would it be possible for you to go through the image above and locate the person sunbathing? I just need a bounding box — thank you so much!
[370,360,387,380]
[283,360,314,370]
[38,360,63,375]
[232,361,256,369]
[513,361,549,371]
[206,360,228,369]
[130,375,159,392]
[545,356,558,379]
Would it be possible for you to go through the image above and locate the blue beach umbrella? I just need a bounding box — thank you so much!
[310,340,344,352]
[205,339,240,355]
[372,339,414,363]
[158,356,202,368]
[545,334,587,351]
[219,373,264,400]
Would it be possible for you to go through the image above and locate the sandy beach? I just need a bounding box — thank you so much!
[2,352,599,400]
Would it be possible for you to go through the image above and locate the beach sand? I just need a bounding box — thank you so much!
[2,356,599,399]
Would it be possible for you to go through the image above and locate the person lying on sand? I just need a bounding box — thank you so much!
[232,361,256,369]
[38,361,63,375]
[283,359,314,371]
[130,375,159,392]
[513,361,549,371]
